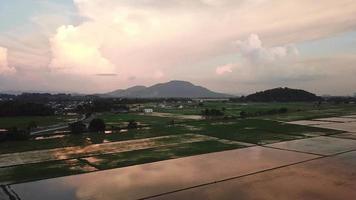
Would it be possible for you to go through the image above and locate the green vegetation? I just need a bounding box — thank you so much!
[183,119,339,144]
[0,101,54,117]
[240,87,321,102]
[156,102,356,121]
[0,115,76,129]
[101,113,184,126]
[0,140,243,184]
[88,118,106,132]
[81,140,244,170]
[0,159,96,184]
[0,115,339,154]
[69,121,86,134]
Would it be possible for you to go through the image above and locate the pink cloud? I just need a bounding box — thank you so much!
[0,47,16,74]
[216,64,233,75]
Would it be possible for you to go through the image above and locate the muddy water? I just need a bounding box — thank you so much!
[9,146,317,200]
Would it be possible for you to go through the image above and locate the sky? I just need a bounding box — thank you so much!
[0,0,356,95]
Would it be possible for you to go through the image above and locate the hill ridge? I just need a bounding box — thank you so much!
[103,80,232,98]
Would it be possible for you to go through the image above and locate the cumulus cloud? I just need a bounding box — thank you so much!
[0,47,15,74]
[236,34,299,64]
[216,64,233,75]
[215,34,324,83]
[47,0,356,80]
[49,25,116,75]
[2,0,356,94]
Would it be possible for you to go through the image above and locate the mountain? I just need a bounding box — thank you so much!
[105,86,146,97]
[244,87,321,102]
[103,80,232,98]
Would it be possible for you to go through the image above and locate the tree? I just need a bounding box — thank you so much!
[240,111,247,119]
[88,118,106,132]
[127,120,138,129]
[27,121,38,131]
[0,101,54,117]
[279,107,288,114]
[201,108,210,116]
[7,127,30,141]
[0,130,8,142]
[168,120,175,125]
[85,112,92,119]
[201,108,224,119]
[69,121,86,134]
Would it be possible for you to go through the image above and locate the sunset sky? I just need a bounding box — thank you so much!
[0,0,356,95]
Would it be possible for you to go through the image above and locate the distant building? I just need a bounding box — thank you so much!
[143,108,153,113]
[158,103,166,108]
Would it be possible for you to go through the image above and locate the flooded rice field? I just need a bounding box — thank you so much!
[266,136,356,155]
[2,115,356,199]
[287,116,356,133]
[5,146,317,200]
[152,151,356,200]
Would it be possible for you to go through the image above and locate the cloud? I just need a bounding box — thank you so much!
[47,0,356,80]
[215,34,324,83]
[216,64,233,75]
[0,47,15,74]
[153,70,164,79]
[236,34,299,64]
[2,0,356,94]
[95,73,117,76]
[49,25,116,75]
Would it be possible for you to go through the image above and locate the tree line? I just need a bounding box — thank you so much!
[0,101,54,117]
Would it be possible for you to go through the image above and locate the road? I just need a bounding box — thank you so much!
[30,114,95,136]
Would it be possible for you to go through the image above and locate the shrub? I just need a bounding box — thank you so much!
[88,118,106,132]
[69,121,86,134]
[27,121,38,131]
[201,108,224,117]
[7,127,30,141]
[240,111,247,119]
[279,107,288,113]
[127,120,138,129]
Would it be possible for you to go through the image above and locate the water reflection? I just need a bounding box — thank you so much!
[11,146,316,200]
[153,151,356,200]
[34,134,66,140]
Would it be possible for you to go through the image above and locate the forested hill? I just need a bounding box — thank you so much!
[244,87,322,102]
[104,80,232,98]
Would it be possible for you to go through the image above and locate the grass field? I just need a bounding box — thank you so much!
[156,102,356,121]
[183,119,340,144]
[0,116,340,154]
[0,159,97,184]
